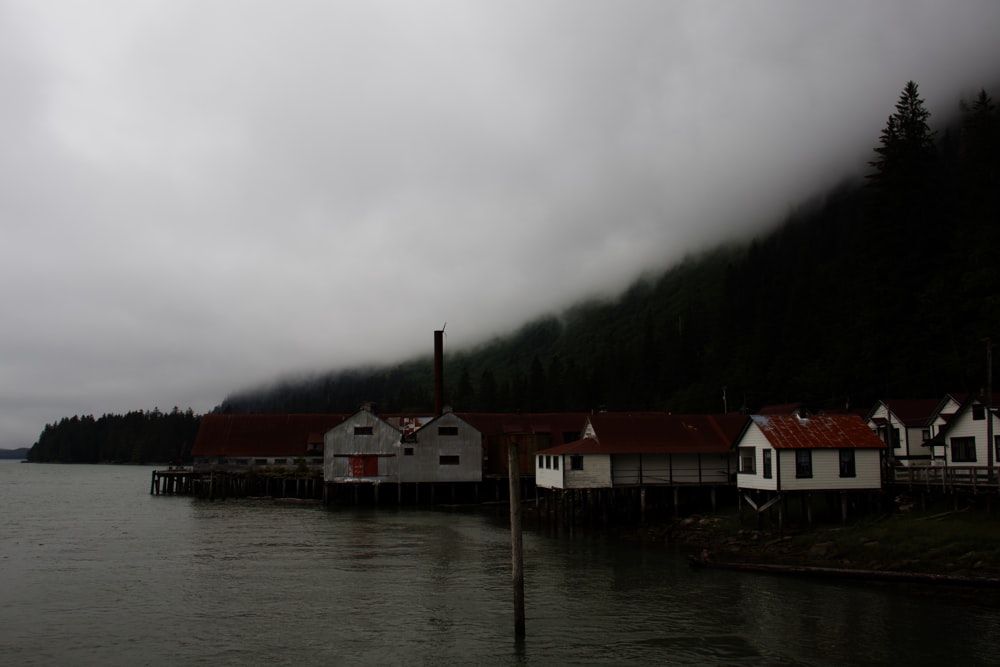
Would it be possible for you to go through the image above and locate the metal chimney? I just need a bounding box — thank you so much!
[434,329,444,416]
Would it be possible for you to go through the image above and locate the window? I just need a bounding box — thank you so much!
[795,450,812,478]
[995,435,1000,465]
[839,449,856,478]
[545,455,551,469]
[254,458,267,465]
[438,426,459,436]
[762,450,772,479]
[404,447,414,456]
[537,455,543,469]
[570,455,584,471]
[951,437,977,463]
[921,428,930,442]
[233,458,248,465]
[439,455,460,465]
[878,425,900,448]
[562,431,580,443]
[273,458,287,464]
[972,405,986,420]
[553,457,559,470]
[354,426,373,436]
[739,447,756,474]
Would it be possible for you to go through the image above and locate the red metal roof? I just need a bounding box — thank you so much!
[539,413,749,455]
[456,412,589,441]
[750,414,886,450]
[874,399,944,426]
[191,414,347,457]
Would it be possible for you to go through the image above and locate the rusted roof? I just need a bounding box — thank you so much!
[750,414,886,450]
[457,412,589,441]
[191,414,348,457]
[538,413,749,455]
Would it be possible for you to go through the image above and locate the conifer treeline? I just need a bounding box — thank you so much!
[27,408,200,464]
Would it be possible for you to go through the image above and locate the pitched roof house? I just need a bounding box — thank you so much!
[866,399,942,465]
[324,407,483,485]
[535,413,748,490]
[923,393,999,471]
[736,414,886,493]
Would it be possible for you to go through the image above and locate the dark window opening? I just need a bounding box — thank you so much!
[951,436,977,463]
[354,426,373,436]
[839,449,856,478]
[570,455,584,471]
[795,450,812,478]
[439,455,460,465]
[438,426,459,436]
[404,447,414,456]
[762,450,772,479]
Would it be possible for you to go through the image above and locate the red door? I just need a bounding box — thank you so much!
[349,455,379,477]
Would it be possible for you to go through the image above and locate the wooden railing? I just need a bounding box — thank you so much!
[891,465,1000,493]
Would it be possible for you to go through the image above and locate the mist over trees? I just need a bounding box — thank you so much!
[28,81,1000,462]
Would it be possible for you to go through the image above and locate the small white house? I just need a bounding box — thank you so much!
[925,394,999,469]
[866,399,940,465]
[736,414,886,493]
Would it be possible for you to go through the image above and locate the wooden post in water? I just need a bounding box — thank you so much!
[507,438,525,639]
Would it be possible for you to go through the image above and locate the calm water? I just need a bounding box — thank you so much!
[2,461,999,666]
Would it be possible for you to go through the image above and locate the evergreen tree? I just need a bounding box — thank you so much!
[869,81,936,196]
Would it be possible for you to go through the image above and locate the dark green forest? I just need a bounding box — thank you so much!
[29,81,1000,463]
[221,81,1000,417]
[27,408,200,464]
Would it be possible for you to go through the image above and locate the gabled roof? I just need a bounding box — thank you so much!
[457,412,589,440]
[750,414,885,450]
[868,399,943,427]
[538,413,749,456]
[191,414,347,457]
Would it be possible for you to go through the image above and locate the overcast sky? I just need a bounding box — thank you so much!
[2,1,999,447]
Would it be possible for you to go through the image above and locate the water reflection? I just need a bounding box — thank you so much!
[2,463,1000,666]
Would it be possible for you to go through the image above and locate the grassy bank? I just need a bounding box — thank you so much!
[658,504,1000,580]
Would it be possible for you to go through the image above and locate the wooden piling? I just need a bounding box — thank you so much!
[508,440,525,640]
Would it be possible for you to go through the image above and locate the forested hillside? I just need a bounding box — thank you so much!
[29,81,1000,464]
[221,82,1000,418]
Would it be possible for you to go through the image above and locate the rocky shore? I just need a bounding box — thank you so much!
[621,508,1000,585]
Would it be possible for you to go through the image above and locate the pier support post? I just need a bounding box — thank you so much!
[508,439,525,640]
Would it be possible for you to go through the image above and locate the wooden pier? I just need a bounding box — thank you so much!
[891,466,1000,494]
[150,469,324,501]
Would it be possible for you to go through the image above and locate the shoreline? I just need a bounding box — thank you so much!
[618,507,1000,586]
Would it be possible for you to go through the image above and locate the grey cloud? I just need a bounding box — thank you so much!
[1,1,999,446]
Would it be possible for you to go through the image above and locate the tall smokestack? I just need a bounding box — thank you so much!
[434,329,444,416]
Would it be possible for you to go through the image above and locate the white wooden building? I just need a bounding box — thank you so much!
[924,394,999,470]
[737,414,885,492]
[735,413,886,525]
[536,413,746,490]
[535,413,747,521]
